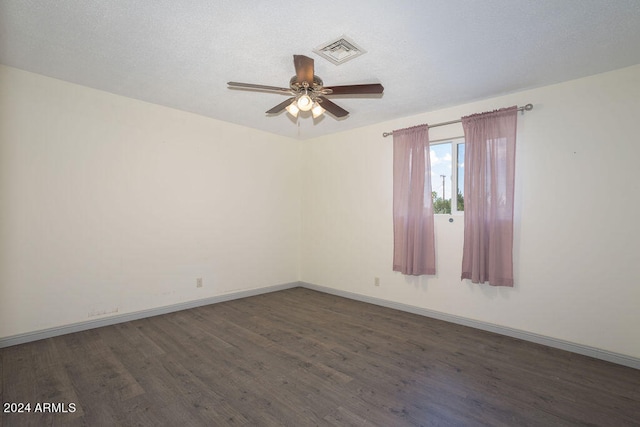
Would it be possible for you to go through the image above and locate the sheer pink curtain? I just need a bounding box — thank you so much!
[393,124,436,276]
[461,106,518,286]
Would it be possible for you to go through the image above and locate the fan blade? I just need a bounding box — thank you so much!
[293,55,314,84]
[228,82,293,94]
[266,97,295,114]
[324,83,384,95]
[319,96,349,118]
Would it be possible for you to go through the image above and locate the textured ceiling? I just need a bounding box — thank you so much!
[2,0,640,140]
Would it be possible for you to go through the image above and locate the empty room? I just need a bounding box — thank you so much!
[1,1,639,426]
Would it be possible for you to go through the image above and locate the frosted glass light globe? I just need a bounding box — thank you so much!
[297,94,313,111]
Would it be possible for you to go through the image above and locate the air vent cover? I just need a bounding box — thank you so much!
[314,35,366,65]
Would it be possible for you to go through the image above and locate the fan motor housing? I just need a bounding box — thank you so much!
[290,75,324,92]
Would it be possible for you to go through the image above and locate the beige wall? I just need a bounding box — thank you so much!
[0,66,301,337]
[300,65,640,359]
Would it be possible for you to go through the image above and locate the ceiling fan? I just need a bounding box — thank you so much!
[227,55,384,119]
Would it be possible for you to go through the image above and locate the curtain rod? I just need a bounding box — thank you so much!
[381,103,533,137]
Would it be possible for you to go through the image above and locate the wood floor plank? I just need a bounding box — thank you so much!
[1,339,85,426]
[2,287,639,426]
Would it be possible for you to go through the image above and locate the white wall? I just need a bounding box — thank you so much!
[2,64,639,361]
[0,66,301,338]
[301,65,640,359]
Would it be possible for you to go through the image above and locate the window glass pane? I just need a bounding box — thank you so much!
[457,143,465,211]
[430,143,452,214]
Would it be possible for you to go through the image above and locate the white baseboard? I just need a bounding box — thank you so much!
[299,282,640,370]
[0,282,298,349]
[3,281,638,370]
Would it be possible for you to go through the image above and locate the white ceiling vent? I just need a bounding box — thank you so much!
[314,35,367,65]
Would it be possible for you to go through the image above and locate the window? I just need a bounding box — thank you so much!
[429,139,465,214]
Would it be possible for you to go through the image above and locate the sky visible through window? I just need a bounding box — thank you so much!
[429,141,465,212]
[430,143,451,200]
[430,143,464,199]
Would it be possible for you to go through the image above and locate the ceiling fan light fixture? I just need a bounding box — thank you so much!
[311,102,325,118]
[297,94,313,111]
[286,101,299,117]
[228,54,383,121]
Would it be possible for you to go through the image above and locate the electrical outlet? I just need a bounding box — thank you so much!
[196,277,203,288]
[374,277,380,286]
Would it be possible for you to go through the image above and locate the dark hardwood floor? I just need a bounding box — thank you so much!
[1,287,639,426]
